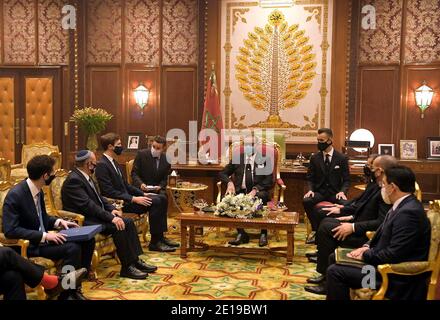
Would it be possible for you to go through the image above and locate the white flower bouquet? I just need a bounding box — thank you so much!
[215,193,266,219]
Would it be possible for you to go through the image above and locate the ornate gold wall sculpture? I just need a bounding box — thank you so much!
[221,0,333,142]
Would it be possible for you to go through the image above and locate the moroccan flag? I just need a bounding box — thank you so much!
[199,69,223,160]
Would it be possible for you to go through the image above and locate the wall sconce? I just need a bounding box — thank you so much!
[415,81,434,119]
[134,84,150,115]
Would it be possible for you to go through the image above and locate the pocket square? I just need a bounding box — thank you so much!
[334,165,340,169]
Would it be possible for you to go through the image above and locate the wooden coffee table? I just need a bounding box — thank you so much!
[177,212,299,264]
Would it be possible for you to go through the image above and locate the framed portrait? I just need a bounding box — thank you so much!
[127,133,141,150]
[427,137,440,160]
[400,140,418,160]
[378,144,395,157]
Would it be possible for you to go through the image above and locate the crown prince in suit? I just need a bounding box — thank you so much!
[303,128,351,242]
[2,155,93,300]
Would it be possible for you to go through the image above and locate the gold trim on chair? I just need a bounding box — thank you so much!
[0,158,11,182]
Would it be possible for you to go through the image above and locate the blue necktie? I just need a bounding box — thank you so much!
[35,192,46,233]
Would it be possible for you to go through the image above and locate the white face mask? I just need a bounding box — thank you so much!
[151,147,161,158]
[381,185,392,205]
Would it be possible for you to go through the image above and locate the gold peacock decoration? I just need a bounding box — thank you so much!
[235,10,317,128]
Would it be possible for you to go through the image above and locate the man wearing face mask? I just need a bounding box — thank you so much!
[62,150,157,280]
[131,135,171,198]
[326,165,431,300]
[304,154,394,295]
[303,128,351,243]
[95,133,177,252]
[2,155,94,300]
[219,136,274,247]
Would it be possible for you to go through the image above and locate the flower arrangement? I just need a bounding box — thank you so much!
[71,107,113,151]
[215,194,265,219]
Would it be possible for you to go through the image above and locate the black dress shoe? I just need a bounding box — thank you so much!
[305,251,318,258]
[73,288,88,300]
[45,268,88,299]
[228,233,250,246]
[308,256,318,263]
[136,259,158,273]
[304,284,327,295]
[120,265,148,280]
[305,232,316,244]
[148,241,176,252]
[306,274,326,284]
[162,237,180,248]
[259,233,268,247]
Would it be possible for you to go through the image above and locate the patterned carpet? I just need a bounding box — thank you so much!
[30,220,324,300]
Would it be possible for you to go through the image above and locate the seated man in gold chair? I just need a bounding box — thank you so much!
[62,150,157,280]
[326,166,431,300]
[2,155,94,300]
[219,136,273,247]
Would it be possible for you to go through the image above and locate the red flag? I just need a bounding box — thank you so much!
[199,69,223,160]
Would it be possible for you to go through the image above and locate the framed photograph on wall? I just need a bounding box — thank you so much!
[378,144,395,157]
[400,140,418,160]
[127,133,141,150]
[427,137,440,160]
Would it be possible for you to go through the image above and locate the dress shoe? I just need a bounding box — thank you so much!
[228,233,250,246]
[259,233,268,247]
[306,274,326,284]
[305,251,318,258]
[308,256,318,263]
[162,237,180,248]
[136,259,158,273]
[305,232,316,244]
[45,268,88,300]
[148,241,176,252]
[73,288,88,300]
[120,265,148,280]
[304,284,327,295]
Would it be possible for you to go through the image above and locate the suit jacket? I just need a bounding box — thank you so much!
[363,195,431,300]
[131,149,171,191]
[340,182,390,236]
[2,180,57,246]
[61,168,115,225]
[306,150,350,195]
[219,153,273,192]
[95,155,144,203]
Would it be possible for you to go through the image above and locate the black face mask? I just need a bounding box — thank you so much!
[89,164,96,175]
[45,174,56,186]
[114,146,123,155]
[317,140,332,152]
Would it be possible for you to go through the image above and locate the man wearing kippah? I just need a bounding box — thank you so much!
[61,150,157,280]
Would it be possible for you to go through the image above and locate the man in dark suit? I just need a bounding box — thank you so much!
[131,135,171,198]
[219,138,274,247]
[326,165,431,300]
[2,155,93,300]
[0,246,87,300]
[61,150,158,280]
[304,155,396,295]
[303,128,351,242]
[95,133,178,252]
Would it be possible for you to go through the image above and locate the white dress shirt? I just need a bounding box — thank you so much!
[26,178,61,243]
[103,153,120,175]
[323,146,334,163]
[241,153,256,190]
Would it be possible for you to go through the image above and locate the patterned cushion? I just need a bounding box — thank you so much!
[29,257,55,269]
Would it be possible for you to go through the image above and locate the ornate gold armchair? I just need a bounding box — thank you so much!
[11,143,62,182]
[351,200,440,300]
[0,158,11,182]
[126,159,134,185]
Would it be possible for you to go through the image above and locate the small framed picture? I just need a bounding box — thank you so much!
[378,144,395,157]
[427,137,440,160]
[127,133,141,150]
[400,140,418,160]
